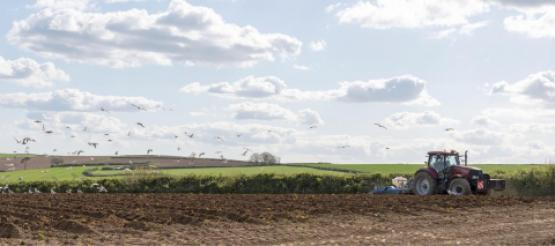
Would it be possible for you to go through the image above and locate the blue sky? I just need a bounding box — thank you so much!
[2,0,555,163]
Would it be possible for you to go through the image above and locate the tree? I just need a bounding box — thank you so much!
[249,152,280,164]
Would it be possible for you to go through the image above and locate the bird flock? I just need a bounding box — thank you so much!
[0,183,108,194]
[8,103,295,167]
[10,105,460,159]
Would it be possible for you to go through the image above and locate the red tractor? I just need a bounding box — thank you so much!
[411,150,505,195]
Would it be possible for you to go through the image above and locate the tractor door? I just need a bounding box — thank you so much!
[429,154,447,179]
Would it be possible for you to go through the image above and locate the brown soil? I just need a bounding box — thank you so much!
[0,194,553,245]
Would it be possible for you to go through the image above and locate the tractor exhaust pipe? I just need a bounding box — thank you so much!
[464,150,468,166]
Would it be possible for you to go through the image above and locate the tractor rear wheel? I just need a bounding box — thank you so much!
[448,178,471,196]
[413,172,436,195]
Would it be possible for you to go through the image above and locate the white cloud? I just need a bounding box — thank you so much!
[332,0,489,32]
[298,109,324,126]
[0,56,69,87]
[471,115,500,128]
[0,88,163,112]
[229,102,324,126]
[335,75,431,103]
[182,75,438,105]
[490,71,555,107]
[309,40,327,52]
[504,8,555,38]
[451,128,504,145]
[230,102,298,121]
[493,0,555,8]
[32,0,91,10]
[325,3,343,13]
[432,21,488,39]
[24,111,126,134]
[181,76,287,98]
[293,64,310,70]
[384,111,456,129]
[9,0,302,68]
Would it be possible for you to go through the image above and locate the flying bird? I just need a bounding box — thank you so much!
[14,137,34,145]
[198,152,205,158]
[33,120,42,124]
[136,122,145,128]
[337,145,350,149]
[242,148,250,156]
[147,149,153,155]
[41,124,54,134]
[445,128,455,132]
[88,142,98,149]
[114,151,119,156]
[374,123,388,130]
[130,103,146,111]
[187,133,194,138]
[308,125,318,129]
[236,134,242,138]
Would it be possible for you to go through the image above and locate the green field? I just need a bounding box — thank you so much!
[0,166,91,183]
[0,165,348,183]
[0,163,553,184]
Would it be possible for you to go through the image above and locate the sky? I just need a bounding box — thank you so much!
[1,0,555,164]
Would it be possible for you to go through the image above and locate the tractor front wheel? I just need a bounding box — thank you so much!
[448,178,471,196]
[413,172,436,195]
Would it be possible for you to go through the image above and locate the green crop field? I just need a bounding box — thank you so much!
[0,166,91,183]
[0,165,349,183]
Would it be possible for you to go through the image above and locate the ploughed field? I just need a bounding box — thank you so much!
[0,194,554,245]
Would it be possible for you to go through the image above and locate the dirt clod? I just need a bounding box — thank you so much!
[0,223,21,238]
[54,220,95,234]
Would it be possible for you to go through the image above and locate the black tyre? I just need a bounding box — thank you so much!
[448,178,471,196]
[412,172,436,196]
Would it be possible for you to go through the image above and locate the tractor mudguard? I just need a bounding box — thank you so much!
[415,167,438,179]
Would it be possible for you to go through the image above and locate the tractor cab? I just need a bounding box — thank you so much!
[426,150,467,178]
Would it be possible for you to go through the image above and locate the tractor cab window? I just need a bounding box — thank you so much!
[445,155,460,167]
[429,155,445,172]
